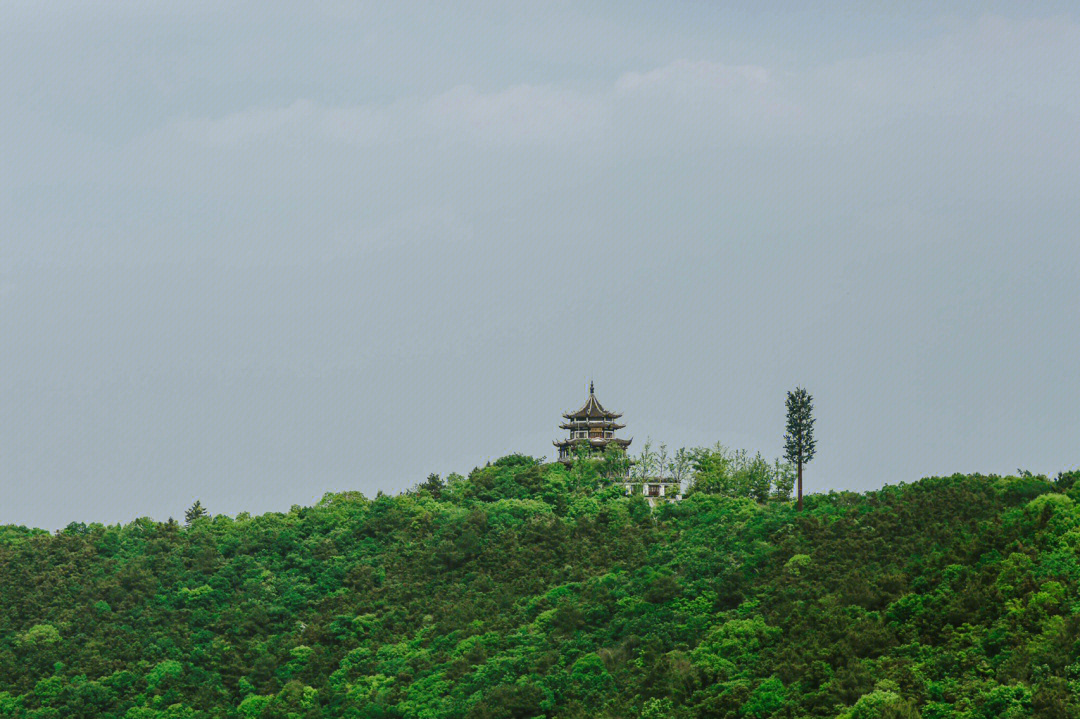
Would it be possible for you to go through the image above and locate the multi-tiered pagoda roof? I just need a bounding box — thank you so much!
[554,382,632,462]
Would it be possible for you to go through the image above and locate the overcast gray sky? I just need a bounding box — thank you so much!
[3,2,1079,529]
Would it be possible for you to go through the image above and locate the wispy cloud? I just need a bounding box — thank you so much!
[144,14,1080,157]
[614,59,770,92]
[158,83,604,148]
[152,59,781,150]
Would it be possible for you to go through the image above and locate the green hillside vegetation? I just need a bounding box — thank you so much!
[1,452,1079,719]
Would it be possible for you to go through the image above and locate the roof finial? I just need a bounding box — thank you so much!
[589,380,595,396]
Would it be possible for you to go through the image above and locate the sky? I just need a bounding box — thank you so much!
[2,2,1079,529]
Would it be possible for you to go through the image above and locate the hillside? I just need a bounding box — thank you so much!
[1,459,1078,719]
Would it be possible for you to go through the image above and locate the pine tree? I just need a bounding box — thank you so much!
[184,500,209,526]
[783,387,816,511]
[421,473,445,499]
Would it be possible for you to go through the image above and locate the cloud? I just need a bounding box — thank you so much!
[151,11,1080,157]
[423,84,605,146]
[158,83,604,149]
[166,99,388,147]
[8,13,1080,211]
[615,59,770,92]
[150,58,784,151]
[806,14,1080,117]
[19,11,1080,170]
[171,100,317,145]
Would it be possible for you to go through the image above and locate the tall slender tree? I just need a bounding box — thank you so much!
[184,500,209,526]
[667,447,694,493]
[633,439,656,482]
[783,387,816,511]
[655,443,669,481]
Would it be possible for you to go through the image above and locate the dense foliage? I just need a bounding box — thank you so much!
[2,457,1079,719]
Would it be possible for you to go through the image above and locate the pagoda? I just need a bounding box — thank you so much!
[554,382,632,463]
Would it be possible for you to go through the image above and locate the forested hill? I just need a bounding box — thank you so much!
[2,459,1079,719]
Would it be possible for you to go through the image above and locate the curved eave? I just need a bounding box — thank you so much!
[553,437,632,447]
[562,391,622,420]
[562,411,623,421]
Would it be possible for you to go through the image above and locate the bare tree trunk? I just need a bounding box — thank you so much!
[797,459,803,511]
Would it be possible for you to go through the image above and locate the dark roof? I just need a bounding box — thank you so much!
[562,382,622,420]
[553,437,632,448]
[559,421,625,430]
